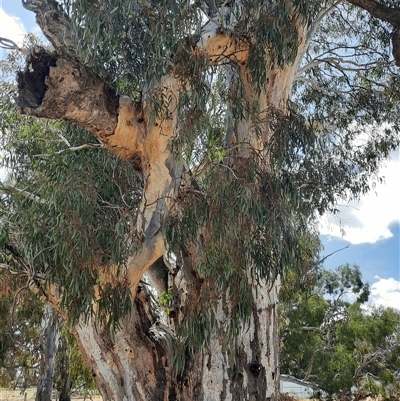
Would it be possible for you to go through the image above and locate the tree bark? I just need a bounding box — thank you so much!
[345,0,400,65]
[14,45,286,401]
[35,306,60,401]
[57,335,72,401]
[15,1,311,400]
[72,277,280,401]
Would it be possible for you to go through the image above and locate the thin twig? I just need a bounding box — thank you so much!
[34,143,103,157]
[318,244,350,265]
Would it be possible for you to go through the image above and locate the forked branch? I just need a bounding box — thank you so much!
[0,37,29,55]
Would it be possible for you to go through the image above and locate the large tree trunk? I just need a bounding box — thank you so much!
[72,275,280,401]
[15,61,288,400]
[16,1,310,400]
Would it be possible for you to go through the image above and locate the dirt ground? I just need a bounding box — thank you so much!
[0,389,381,401]
[0,389,102,401]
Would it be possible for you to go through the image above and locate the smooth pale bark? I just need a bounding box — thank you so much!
[71,276,280,401]
[16,1,311,400]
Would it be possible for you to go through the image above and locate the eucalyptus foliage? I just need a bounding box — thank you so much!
[0,283,43,389]
[1,0,400,382]
[280,264,400,399]
[0,61,142,329]
[0,286,95,395]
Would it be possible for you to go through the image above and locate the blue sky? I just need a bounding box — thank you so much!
[1,1,399,309]
[1,1,36,32]
[322,223,399,283]
[319,145,400,308]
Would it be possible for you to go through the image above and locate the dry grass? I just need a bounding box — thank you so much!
[0,389,102,401]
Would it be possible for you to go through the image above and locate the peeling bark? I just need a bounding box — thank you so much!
[71,276,280,401]
[16,49,184,292]
[14,1,311,400]
[15,47,290,401]
[73,286,178,401]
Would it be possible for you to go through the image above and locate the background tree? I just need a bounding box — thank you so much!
[0,281,43,390]
[35,305,60,401]
[280,264,400,400]
[0,274,95,400]
[54,327,97,401]
[1,0,400,400]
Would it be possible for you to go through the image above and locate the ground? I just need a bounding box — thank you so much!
[0,389,382,401]
[0,389,102,401]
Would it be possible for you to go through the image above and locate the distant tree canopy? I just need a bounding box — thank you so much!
[0,283,95,396]
[280,264,400,399]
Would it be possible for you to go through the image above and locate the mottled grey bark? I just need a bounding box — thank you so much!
[35,306,60,401]
[73,275,280,401]
[57,336,72,401]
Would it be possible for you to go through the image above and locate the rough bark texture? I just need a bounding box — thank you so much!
[72,278,280,401]
[16,50,119,139]
[15,1,313,400]
[58,340,72,401]
[22,0,78,59]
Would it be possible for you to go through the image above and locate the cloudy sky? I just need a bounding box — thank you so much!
[318,140,399,309]
[1,2,399,309]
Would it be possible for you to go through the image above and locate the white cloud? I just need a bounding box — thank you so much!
[368,276,400,310]
[319,148,400,244]
[0,8,48,59]
[0,8,26,46]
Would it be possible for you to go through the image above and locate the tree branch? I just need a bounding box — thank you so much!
[346,0,400,65]
[196,5,249,65]
[17,2,185,296]
[296,56,382,77]
[317,245,350,265]
[16,49,120,144]
[0,37,29,55]
[295,77,352,94]
[22,0,78,59]
[34,143,104,158]
[197,27,249,65]
[0,180,45,204]
[306,1,344,43]
[300,326,325,334]
[346,0,400,26]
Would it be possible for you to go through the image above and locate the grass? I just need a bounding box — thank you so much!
[0,388,102,401]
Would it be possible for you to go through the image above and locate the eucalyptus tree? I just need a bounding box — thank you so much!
[0,292,96,400]
[280,265,400,399]
[1,0,400,400]
[0,286,43,389]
